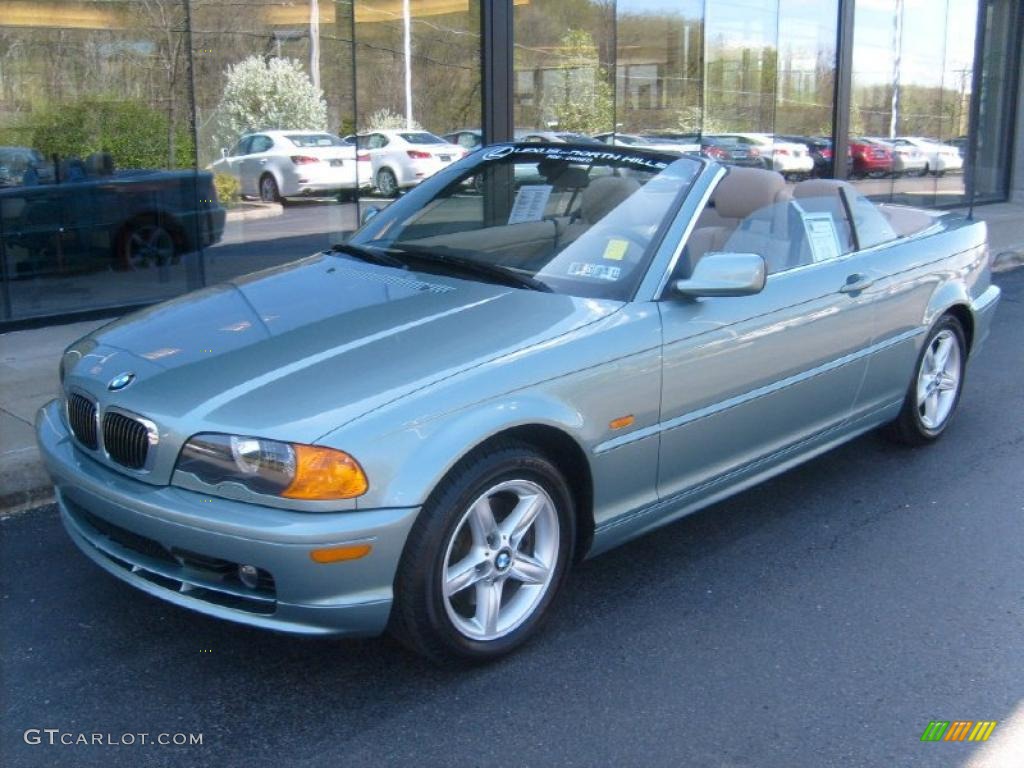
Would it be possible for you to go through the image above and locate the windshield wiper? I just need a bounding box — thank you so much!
[384,244,552,292]
[330,242,408,269]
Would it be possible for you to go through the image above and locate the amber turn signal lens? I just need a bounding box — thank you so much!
[282,445,368,500]
[309,543,373,563]
[609,415,635,430]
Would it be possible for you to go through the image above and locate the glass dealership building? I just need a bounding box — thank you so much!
[0,0,1020,326]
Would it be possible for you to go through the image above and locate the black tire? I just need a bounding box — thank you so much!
[916,164,930,178]
[376,168,398,197]
[883,315,967,446]
[114,216,179,271]
[259,174,281,203]
[389,441,576,663]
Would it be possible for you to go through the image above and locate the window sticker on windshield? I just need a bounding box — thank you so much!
[602,238,629,261]
[507,184,553,225]
[801,211,842,263]
[568,262,621,281]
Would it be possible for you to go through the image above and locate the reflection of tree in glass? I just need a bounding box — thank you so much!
[544,29,614,134]
[212,56,327,150]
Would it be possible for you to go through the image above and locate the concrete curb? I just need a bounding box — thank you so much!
[993,250,1024,273]
[225,202,283,222]
[0,445,53,518]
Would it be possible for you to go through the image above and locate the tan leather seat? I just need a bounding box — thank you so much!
[680,167,788,277]
[560,175,642,246]
[579,175,641,224]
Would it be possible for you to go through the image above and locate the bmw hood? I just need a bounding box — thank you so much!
[62,253,621,446]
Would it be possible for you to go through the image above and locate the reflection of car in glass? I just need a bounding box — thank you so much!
[516,130,603,145]
[849,138,894,178]
[40,143,1000,661]
[775,136,851,178]
[442,129,483,152]
[716,134,815,177]
[210,130,372,202]
[866,138,928,177]
[698,135,763,167]
[2,151,225,276]
[353,129,466,197]
[891,137,964,175]
[0,146,54,187]
[591,132,691,154]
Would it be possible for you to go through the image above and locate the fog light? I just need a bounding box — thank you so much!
[238,564,260,589]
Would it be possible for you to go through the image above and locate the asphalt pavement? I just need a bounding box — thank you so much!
[2,270,1022,768]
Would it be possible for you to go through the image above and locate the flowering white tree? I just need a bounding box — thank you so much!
[363,107,422,132]
[212,56,327,150]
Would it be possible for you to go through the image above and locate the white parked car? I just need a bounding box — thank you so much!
[591,132,694,154]
[717,133,815,177]
[210,131,372,202]
[891,137,964,175]
[354,130,466,197]
[867,138,928,176]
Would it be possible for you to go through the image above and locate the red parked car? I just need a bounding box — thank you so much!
[849,138,893,178]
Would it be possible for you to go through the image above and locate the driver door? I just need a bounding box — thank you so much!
[656,189,880,501]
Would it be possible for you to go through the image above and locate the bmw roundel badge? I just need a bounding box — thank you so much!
[107,372,136,392]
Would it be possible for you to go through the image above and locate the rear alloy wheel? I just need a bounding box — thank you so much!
[390,442,575,662]
[376,168,398,197]
[884,315,966,445]
[259,174,281,203]
[115,220,176,270]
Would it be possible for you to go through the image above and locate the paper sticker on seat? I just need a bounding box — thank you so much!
[507,185,553,225]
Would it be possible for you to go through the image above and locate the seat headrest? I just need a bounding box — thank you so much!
[792,178,855,200]
[580,175,640,224]
[711,167,786,219]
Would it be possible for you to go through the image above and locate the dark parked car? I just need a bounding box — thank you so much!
[0,146,55,187]
[1,151,225,277]
[698,135,763,167]
[777,136,853,178]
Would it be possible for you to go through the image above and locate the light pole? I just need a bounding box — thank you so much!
[403,0,413,129]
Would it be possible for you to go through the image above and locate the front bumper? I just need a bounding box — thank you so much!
[35,400,419,636]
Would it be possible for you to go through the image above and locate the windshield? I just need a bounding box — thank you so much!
[351,145,702,300]
[286,133,346,147]
[400,132,445,145]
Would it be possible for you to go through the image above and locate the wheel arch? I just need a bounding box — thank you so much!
[347,398,597,562]
[944,303,974,352]
[464,424,594,563]
[923,280,975,353]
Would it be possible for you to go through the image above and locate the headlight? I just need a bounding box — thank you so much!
[176,434,368,500]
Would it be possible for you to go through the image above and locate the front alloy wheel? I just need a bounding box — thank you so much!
[390,442,575,662]
[442,479,559,641]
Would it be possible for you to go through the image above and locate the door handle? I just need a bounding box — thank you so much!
[839,273,875,294]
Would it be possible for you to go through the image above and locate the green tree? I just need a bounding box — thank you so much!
[14,97,193,170]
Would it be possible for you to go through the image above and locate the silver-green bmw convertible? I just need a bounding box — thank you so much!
[37,143,1000,661]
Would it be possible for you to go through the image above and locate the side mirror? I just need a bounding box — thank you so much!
[220,148,228,159]
[672,252,766,298]
[360,204,382,226]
